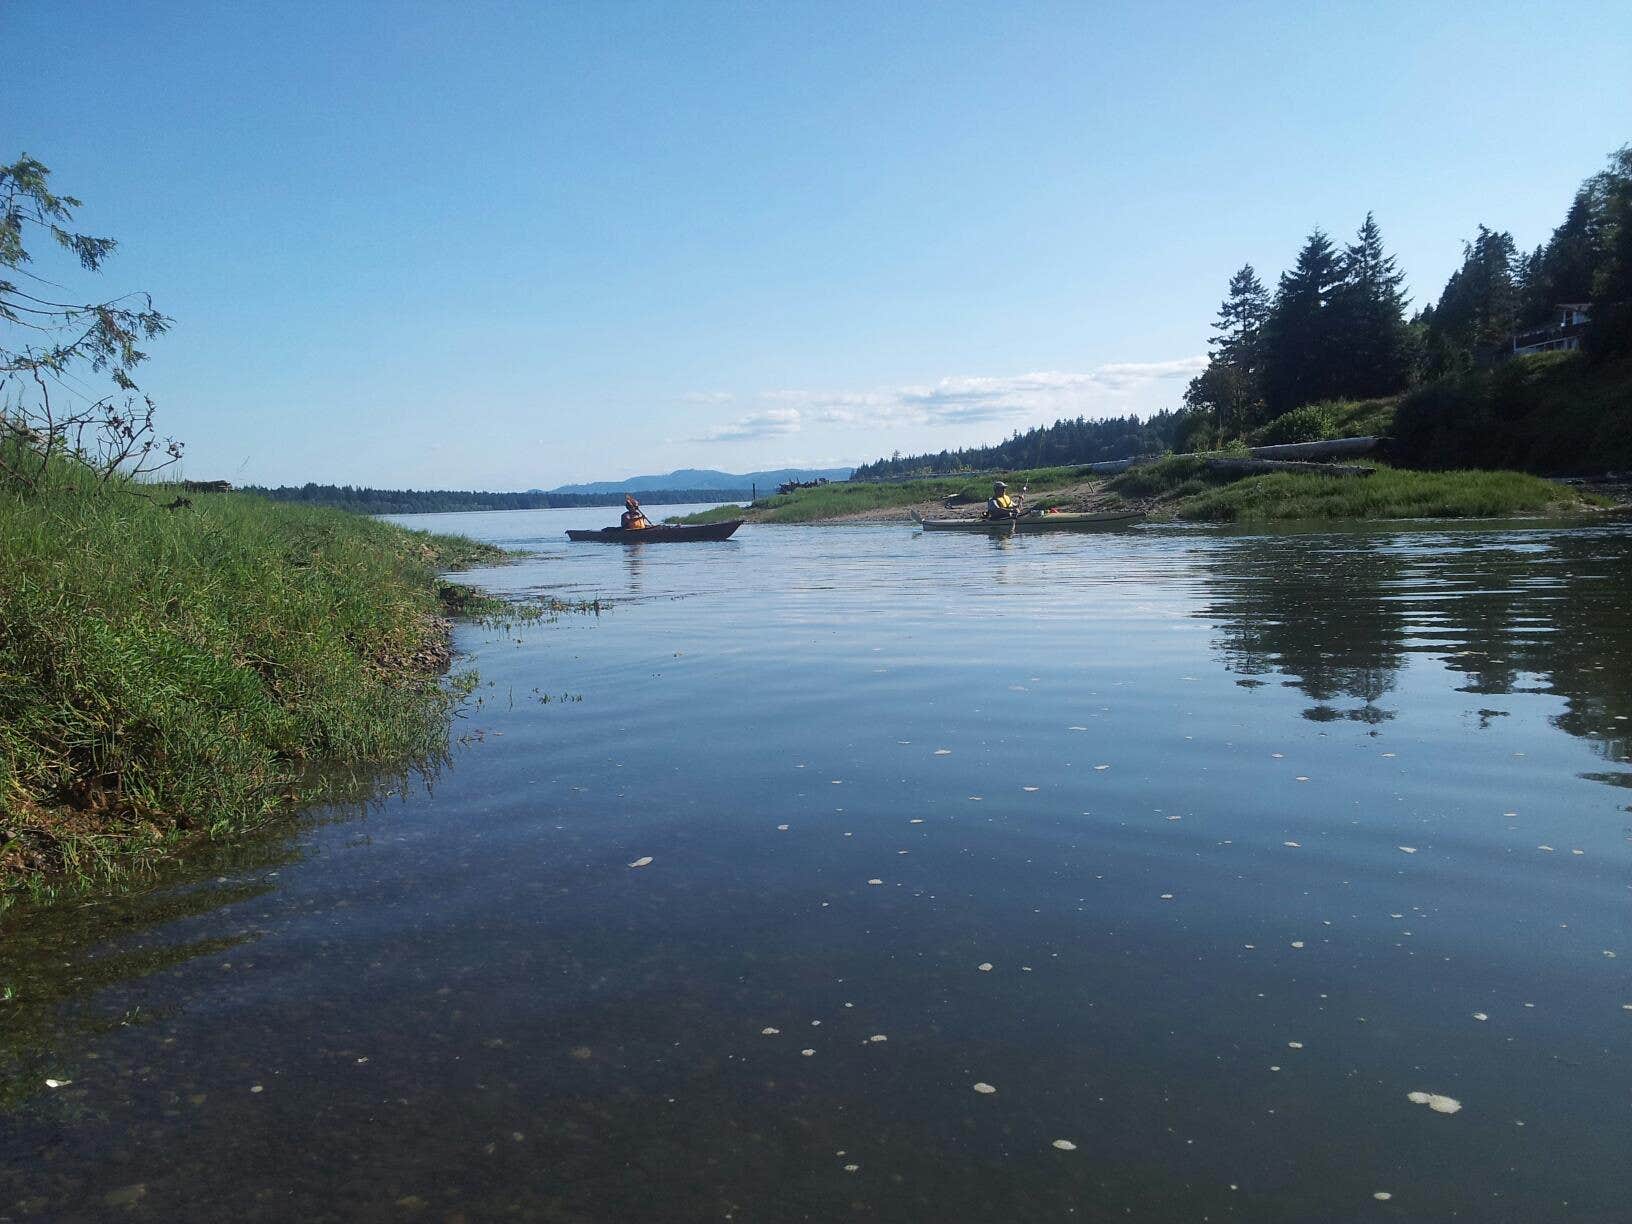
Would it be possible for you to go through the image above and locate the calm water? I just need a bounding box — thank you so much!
[4,506,1631,1222]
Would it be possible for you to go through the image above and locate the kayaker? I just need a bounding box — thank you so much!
[620,495,651,530]
[984,481,1021,520]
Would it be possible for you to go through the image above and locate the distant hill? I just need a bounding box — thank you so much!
[550,467,852,494]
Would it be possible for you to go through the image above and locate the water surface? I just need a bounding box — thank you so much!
[4,507,1630,1222]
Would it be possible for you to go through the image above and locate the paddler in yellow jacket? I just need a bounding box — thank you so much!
[620,495,651,530]
[983,480,1022,520]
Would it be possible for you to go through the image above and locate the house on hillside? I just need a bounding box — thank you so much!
[1511,302,1591,357]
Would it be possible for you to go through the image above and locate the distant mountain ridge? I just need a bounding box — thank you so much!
[549,467,852,495]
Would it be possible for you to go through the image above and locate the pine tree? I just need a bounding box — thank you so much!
[1261,229,1346,413]
[1587,144,1632,358]
[1184,264,1271,435]
[1209,264,1271,368]
[1330,213,1412,397]
[1423,226,1518,374]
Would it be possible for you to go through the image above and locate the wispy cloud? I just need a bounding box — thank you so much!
[689,357,1204,442]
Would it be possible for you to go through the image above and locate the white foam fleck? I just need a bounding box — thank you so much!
[44,1078,70,1089]
[866,879,883,886]
[868,1034,887,1043]
[1537,845,1554,852]
[1022,786,1040,792]
[972,1082,996,1094]
[978,963,994,972]
[933,749,952,756]
[1094,764,1110,771]
[761,1027,780,1036]
[1052,1139,1077,1151]
[1407,1091,1462,1114]
[1472,1013,1488,1022]
[776,824,789,831]
[1397,846,1417,854]
[1283,841,1301,848]
[843,1164,859,1173]
[1287,1041,1303,1049]
[1374,1191,1393,1201]
[1160,894,1174,900]
[1295,775,1310,782]
[628,856,653,868]
[801,1049,815,1057]
[1290,941,1305,949]
[909,818,924,824]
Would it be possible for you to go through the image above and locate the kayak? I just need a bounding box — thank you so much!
[565,520,743,543]
[918,510,1145,532]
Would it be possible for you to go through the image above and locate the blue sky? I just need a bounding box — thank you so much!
[7,1,1631,488]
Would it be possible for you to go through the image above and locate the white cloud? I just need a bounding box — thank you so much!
[688,357,1204,442]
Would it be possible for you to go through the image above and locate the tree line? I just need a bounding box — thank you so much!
[854,142,1631,475]
[244,484,751,514]
[1182,142,1630,446]
[851,412,1188,480]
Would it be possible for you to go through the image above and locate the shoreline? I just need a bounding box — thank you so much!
[0,478,520,909]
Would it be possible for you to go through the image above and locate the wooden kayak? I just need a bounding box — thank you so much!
[918,510,1145,532]
[565,520,743,543]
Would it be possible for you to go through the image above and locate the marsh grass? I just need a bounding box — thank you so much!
[0,449,511,902]
[1163,465,1598,522]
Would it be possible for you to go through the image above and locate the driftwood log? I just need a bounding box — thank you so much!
[1081,435,1383,476]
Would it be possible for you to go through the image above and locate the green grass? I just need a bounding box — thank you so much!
[1162,464,1599,522]
[0,450,511,902]
[671,466,1100,524]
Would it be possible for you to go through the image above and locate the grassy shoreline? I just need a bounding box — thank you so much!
[674,459,1613,527]
[1,460,513,907]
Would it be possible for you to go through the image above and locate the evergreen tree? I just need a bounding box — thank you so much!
[1184,264,1270,435]
[1330,213,1412,397]
[1261,229,1345,413]
[1423,226,1518,374]
[1209,264,1271,368]
[1588,144,1632,358]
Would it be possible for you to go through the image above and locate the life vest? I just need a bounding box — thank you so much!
[985,493,1015,517]
[621,510,650,529]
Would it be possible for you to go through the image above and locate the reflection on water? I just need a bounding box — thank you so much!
[3,511,1631,1223]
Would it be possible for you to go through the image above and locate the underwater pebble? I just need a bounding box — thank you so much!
[628,856,653,868]
[972,1082,997,1094]
[1407,1091,1462,1115]
[1052,1139,1077,1151]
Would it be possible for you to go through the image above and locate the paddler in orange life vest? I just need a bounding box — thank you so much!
[620,495,652,530]
[983,480,1022,520]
